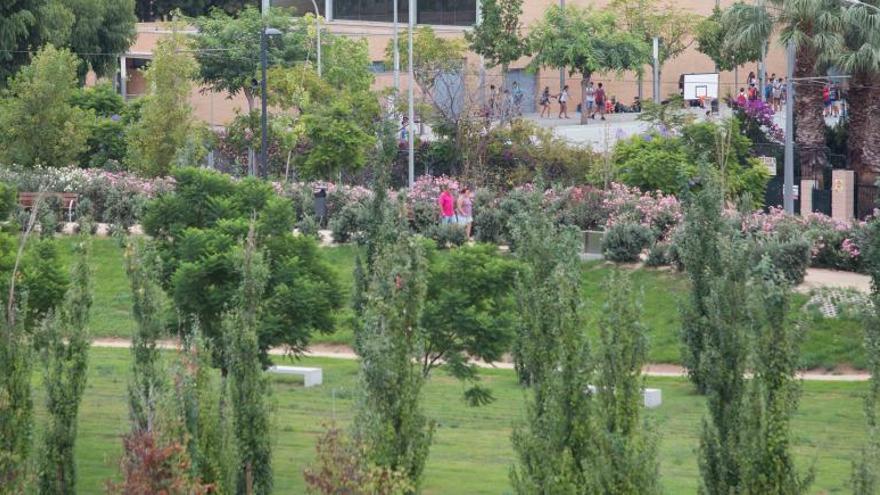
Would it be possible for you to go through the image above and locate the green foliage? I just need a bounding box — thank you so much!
[678,180,727,393]
[71,82,125,117]
[124,239,166,433]
[385,27,466,94]
[853,291,880,494]
[20,239,69,332]
[465,0,529,72]
[190,6,311,111]
[751,237,811,286]
[225,229,273,495]
[613,135,695,194]
[299,95,377,180]
[143,168,342,366]
[637,95,695,133]
[696,6,761,72]
[742,260,813,495]
[322,34,375,94]
[602,222,653,263]
[424,223,467,248]
[588,270,660,495]
[509,197,593,491]
[421,243,519,405]
[126,29,198,177]
[0,45,93,167]
[528,5,648,78]
[37,239,92,495]
[609,0,695,67]
[0,308,34,494]
[0,0,135,83]
[354,230,434,491]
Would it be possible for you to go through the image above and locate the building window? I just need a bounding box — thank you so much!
[370,61,388,73]
[275,0,326,16]
[333,0,475,25]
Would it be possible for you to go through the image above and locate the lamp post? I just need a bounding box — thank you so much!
[407,0,415,187]
[393,0,400,92]
[783,41,794,213]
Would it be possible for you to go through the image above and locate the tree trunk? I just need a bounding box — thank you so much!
[244,88,255,114]
[793,46,828,182]
[848,73,880,201]
[580,74,591,125]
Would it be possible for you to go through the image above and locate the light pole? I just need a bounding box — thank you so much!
[309,0,322,77]
[393,0,400,92]
[260,26,282,178]
[783,42,795,213]
[652,37,660,104]
[408,0,415,187]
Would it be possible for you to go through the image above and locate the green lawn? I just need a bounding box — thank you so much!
[63,237,868,369]
[51,347,869,494]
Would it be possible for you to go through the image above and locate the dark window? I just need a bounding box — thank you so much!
[370,61,388,73]
[276,0,326,16]
[333,0,475,25]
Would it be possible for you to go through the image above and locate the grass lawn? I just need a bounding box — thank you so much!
[54,347,868,494]
[62,237,868,369]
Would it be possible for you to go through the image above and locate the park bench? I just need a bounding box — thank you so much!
[18,192,78,222]
[587,385,662,408]
[267,365,323,387]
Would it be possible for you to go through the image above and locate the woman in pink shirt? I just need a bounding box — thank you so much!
[438,185,456,224]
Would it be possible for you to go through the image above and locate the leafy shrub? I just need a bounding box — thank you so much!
[426,223,467,248]
[602,222,653,262]
[330,202,366,243]
[613,134,695,195]
[645,242,672,267]
[296,214,320,239]
[753,238,811,285]
[103,186,146,234]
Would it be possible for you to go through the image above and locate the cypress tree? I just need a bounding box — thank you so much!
[225,226,273,495]
[37,239,92,495]
[588,270,660,495]
[353,229,434,491]
[0,305,33,495]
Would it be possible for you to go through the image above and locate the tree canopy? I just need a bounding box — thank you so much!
[465,0,529,75]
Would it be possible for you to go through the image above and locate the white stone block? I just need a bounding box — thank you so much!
[586,385,662,408]
[268,365,323,387]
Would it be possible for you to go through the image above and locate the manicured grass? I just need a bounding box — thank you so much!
[52,347,870,494]
[57,237,869,368]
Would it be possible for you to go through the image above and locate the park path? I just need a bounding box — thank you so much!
[91,338,871,382]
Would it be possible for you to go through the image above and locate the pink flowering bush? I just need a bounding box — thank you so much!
[603,183,682,241]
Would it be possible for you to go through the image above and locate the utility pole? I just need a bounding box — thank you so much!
[407,0,415,187]
[652,37,660,104]
[393,0,400,92]
[783,42,795,214]
[260,0,270,178]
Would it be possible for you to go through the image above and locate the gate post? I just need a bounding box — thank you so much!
[831,169,855,221]
[800,179,815,215]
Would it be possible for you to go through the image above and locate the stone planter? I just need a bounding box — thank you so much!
[583,230,605,255]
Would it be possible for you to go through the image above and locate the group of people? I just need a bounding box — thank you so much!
[539,81,609,120]
[736,71,788,112]
[437,184,473,238]
[486,82,526,121]
[823,82,844,118]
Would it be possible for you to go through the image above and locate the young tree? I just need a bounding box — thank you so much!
[697,237,753,495]
[695,7,761,76]
[742,260,812,494]
[678,180,727,394]
[126,28,198,177]
[37,240,92,495]
[124,239,166,434]
[588,270,660,495]
[509,200,594,492]
[465,0,529,81]
[528,5,649,124]
[354,230,434,491]
[109,431,209,495]
[0,45,92,167]
[853,293,880,494]
[609,0,697,100]
[190,6,310,113]
[225,227,273,495]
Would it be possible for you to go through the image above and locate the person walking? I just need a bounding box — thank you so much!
[594,82,607,121]
[539,86,552,117]
[772,77,783,112]
[438,185,456,225]
[736,87,747,106]
[558,85,570,119]
[456,187,473,239]
[512,81,524,117]
[585,81,596,119]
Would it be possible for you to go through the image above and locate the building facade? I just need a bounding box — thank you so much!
[121,0,787,125]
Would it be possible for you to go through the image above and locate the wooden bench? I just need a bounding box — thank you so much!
[19,192,78,222]
[267,365,323,387]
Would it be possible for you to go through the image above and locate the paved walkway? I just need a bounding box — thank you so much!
[91,338,871,382]
[798,268,873,294]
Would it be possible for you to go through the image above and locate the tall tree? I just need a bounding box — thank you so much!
[0,45,92,167]
[509,197,594,492]
[0,0,47,85]
[465,0,529,82]
[225,226,273,495]
[723,0,840,179]
[37,239,92,495]
[742,260,812,494]
[696,6,761,76]
[588,270,661,495]
[834,2,880,191]
[528,5,649,124]
[126,28,197,177]
[354,229,434,491]
[190,6,310,113]
[610,0,696,100]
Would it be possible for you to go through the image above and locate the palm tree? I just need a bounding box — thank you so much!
[834,1,880,191]
[724,0,840,181]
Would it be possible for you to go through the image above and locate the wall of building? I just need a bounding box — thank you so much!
[124,0,789,125]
